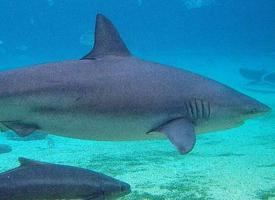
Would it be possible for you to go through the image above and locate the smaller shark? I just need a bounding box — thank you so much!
[239,68,267,83]
[0,157,131,200]
[240,68,275,94]
[264,72,275,84]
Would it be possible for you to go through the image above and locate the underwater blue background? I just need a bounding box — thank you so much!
[0,0,274,65]
[0,0,274,199]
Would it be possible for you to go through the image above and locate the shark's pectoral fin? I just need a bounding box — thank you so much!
[154,118,196,154]
[1,121,39,137]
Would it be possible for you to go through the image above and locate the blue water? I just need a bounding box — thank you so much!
[0,0,274,199]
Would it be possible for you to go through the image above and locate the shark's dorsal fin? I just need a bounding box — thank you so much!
[18,157,45,167]
[82,14,131,59]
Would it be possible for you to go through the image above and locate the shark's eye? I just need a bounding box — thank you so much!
[249,108,258,114]
[251,108,257,113]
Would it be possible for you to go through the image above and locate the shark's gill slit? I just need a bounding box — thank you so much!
[192,100,198,120]
[187,101,193,120]
[194,99,200,119]
[201,100,206,119]
[207,101,211,120]
[198,99,203,119]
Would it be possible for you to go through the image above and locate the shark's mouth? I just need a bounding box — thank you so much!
[246,110,272,120]
[195,117,246,134]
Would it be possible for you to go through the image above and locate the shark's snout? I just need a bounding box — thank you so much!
[120,182,131,195]
[102,180,131,198]
[245,100,271,117]
[255,104,271,114]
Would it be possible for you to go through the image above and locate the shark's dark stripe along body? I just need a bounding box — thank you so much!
[0,14,271,154]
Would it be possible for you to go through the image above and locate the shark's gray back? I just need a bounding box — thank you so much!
[0,56,241,116]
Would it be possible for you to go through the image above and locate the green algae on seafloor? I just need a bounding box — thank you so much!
[214,153,246,157]
[121,191,166,200]
[158,177,216,200]
[201,140,222,146]
[189,152,245,158]
[256,187,275,200]
[257,163,275,168]
[121,174,216,200]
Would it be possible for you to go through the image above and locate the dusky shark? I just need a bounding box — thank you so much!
[0,157,131,200]
[239,68,275,94]
[0,14,271,154]
[239,67,275,85]
[264,72,275,84]
[239,68,267,83]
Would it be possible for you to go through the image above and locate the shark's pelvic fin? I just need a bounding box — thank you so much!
[155,118,196,155]
[82,14,131,59]
[1,121,39,137]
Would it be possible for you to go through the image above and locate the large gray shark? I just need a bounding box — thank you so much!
[0,157,131,199]
[0,14,271,154]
